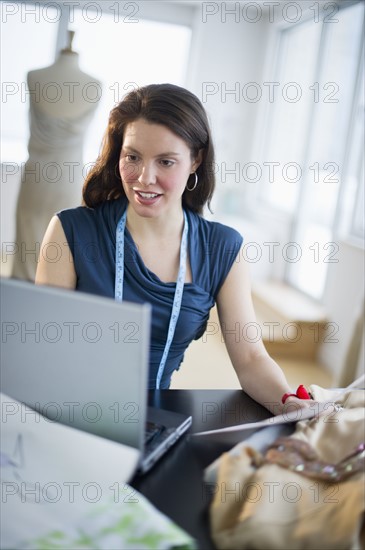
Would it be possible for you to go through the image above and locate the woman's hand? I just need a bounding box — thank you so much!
[281,395,316,417]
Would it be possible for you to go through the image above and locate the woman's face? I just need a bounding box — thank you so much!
[119,118,200,219]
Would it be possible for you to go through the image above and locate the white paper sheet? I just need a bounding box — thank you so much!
[1,393,196,549]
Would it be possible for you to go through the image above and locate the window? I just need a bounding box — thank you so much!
[0,2,192,165]
[0,2,58,162]
[339,57,364,242]
[258,1,364,300]
[260,19,322,213]
[70,11,192,162]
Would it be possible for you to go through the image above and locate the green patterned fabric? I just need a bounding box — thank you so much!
[25,485,196,550]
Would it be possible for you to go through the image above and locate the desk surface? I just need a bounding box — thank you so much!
[131,390,272,550]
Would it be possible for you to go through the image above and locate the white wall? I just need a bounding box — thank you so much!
[184,5,285,284]
[319,241,364,381]
[186,6,271,214]
[0,165,22,276]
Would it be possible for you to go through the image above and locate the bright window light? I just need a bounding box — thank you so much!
[70,12,192,162]
[0,2,58,162]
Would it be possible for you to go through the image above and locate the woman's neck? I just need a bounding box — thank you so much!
[126,205,185,242]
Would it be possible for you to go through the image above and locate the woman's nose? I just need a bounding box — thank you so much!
[138,164,157,186]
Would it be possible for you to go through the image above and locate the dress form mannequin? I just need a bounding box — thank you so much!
[12,31,102,281]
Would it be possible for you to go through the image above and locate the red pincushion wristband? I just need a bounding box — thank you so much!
[282,385,311,404]
[282,392,297,404]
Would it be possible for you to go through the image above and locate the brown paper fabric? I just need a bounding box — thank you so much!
[209,389,365,550]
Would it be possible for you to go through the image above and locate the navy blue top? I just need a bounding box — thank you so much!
[58,198,243,388]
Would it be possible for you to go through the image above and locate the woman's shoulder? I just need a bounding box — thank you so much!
[57,197,127,225]
[187,210,244,297]
[187,209,243,246]
[57,198,127,246]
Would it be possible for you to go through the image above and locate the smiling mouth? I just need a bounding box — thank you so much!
[135,191,161,199]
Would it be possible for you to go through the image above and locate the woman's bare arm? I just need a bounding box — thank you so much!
[216,249,308,415]
[35,216,77,290]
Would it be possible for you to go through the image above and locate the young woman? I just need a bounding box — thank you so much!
[36,83,310,413]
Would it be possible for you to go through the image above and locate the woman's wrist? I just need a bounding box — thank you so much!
[282,385,312,404]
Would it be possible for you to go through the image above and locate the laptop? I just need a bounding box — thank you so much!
[0,278,192,474]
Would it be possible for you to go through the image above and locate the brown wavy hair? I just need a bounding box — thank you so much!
[82,83,215,214]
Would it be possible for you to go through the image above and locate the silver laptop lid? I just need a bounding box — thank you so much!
[1,278,151,452]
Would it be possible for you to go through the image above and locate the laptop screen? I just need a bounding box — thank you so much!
[1,278,151,451]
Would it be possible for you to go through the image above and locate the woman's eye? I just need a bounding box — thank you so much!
[160,159,174,167]
[126,154,138,162]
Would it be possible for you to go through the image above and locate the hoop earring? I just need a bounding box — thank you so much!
[186,172,198,192]
[114,164,121,180]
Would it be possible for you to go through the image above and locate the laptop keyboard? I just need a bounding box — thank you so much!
[145,421,165,444]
